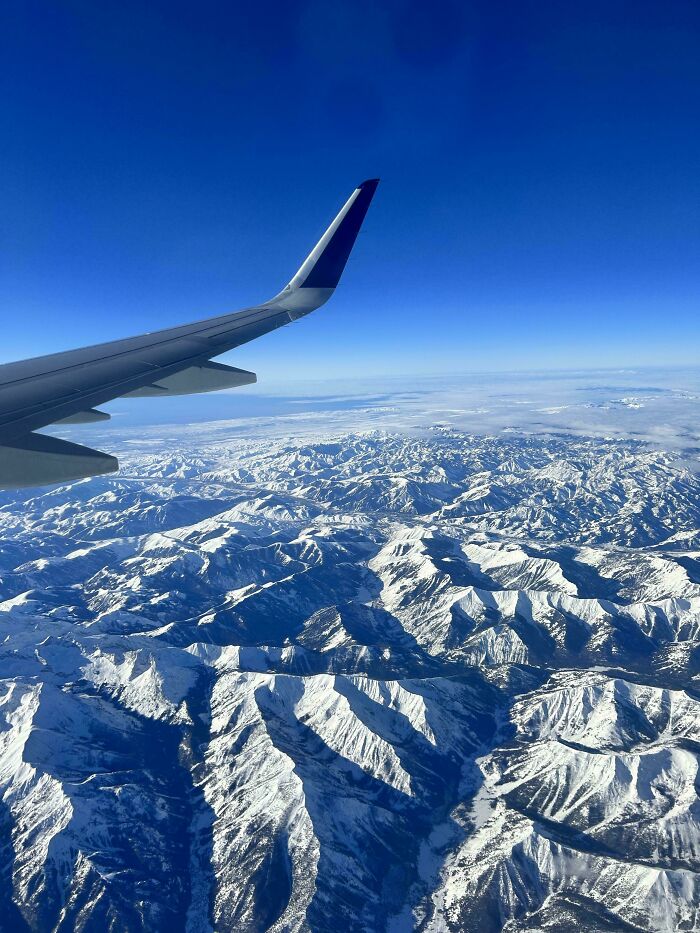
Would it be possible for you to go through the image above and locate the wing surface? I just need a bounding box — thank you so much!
[0,179,378,487]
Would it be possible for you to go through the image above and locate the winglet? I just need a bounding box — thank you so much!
[286,179,379,292]
[264,178,379,319]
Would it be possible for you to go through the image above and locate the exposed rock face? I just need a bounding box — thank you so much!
[0,429,698,931]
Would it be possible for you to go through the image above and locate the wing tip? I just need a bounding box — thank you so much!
[280,177,380,295]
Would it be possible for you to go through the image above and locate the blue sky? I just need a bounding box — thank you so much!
[3,0,700,388]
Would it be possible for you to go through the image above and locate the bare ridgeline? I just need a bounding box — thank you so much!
[0,427,699,932]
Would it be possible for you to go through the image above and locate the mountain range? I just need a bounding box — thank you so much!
[0,427,698,931]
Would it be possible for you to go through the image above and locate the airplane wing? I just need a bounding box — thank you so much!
[0,179,379,489]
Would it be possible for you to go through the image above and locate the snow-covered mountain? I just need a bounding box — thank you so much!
[0,427,699,931]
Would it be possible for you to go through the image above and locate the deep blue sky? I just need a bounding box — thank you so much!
[3,0,700,384]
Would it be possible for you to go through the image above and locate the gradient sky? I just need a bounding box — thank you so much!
[3,0,700,387]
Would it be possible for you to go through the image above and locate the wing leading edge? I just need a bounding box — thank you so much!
[0,178,379,488]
